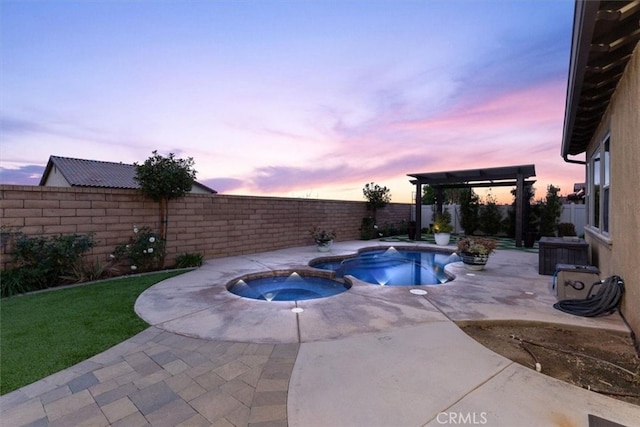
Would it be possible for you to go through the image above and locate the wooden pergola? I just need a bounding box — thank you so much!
[408,164,536,247]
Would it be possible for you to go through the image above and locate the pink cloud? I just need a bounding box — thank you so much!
[393,79,566,134]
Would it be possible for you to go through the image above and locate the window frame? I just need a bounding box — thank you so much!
[586,132,611,239]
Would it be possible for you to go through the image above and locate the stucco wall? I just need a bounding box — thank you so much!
[0,185,410,270]
[585,44,640,339]
[41,167,71,187]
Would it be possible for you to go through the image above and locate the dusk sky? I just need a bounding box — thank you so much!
[0,0,584,204]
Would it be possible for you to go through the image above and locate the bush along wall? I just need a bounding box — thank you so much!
[451,185,563,238]
[478,194,503,235]
[112,226,166,273]
[539,185,563,237]
[1,233,95,297]
[458,188,480,235]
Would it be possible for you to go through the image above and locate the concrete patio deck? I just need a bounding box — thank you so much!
[1,241,638,426]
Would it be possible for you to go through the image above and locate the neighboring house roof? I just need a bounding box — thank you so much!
[39,155,217,193]
[561,0,640,159]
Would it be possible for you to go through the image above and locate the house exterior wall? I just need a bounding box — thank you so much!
[190,183,214,194]
[42,166,71,187]
[0,185,411,271]
[584,44,640,337]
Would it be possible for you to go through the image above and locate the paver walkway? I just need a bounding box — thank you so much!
[1,327,298,426]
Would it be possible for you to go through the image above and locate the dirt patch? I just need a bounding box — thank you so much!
[460,323,640,406]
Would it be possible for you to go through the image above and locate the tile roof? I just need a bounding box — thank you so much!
[39,155,216,193]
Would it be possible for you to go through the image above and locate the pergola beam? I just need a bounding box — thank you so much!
[411,180,536,190]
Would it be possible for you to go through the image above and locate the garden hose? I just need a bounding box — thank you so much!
[553,276,624,317]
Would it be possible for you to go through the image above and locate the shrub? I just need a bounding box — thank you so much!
[362,182,391,221]
[113,226,165,273]
[360,216,378,240]
[539,184,562,237]
[60,260,116,284]
[557,222,577,237]
[433,210,453,233]
[175,253,204,268]
[457,237,498,255]
[1,226,20,253]
[4,233,95,296]
[378,221,405,237]
[506,184,537,237]
[1,268,46,298]
[459,188,480,235]
[397,220,409,236]
[479,193,503,235]
[309,226,336,243]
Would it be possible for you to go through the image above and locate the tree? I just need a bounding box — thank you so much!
[458,188,480,235]
[135,151,197,265]
[443,188,467,205]
[422,185,466,205]
[362,182,391,221]
[479,193,503,235]
[422,185,437,205]
[506,185,536,237]
[539,184,563,237]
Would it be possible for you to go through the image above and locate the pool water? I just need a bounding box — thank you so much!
[228,273,349,301]
[312,247,458,286]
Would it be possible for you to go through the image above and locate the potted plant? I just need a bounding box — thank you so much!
[407,220,417,240]
[433,211,453,245]
[456,237,497,270]
[310,226,336,252]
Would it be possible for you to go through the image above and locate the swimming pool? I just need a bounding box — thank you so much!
[227,270,351,301]
[311,247,458,286]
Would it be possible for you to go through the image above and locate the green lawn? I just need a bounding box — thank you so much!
[0,270,186,395]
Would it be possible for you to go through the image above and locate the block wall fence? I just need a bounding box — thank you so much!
[0,185,411,270]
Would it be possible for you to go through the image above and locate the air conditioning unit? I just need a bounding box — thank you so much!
[554,264,600,301]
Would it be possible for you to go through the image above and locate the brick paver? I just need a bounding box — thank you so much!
[0,327,299,427]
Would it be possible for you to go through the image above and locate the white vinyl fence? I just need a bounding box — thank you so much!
[559,203,586,236]
[412,204,585,236]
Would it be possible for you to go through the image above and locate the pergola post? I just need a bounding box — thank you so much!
[435,186,444,219]
[515,172,524,247]
[414,181,422,241]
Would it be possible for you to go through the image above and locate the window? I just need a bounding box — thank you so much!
[587,134,610,236]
